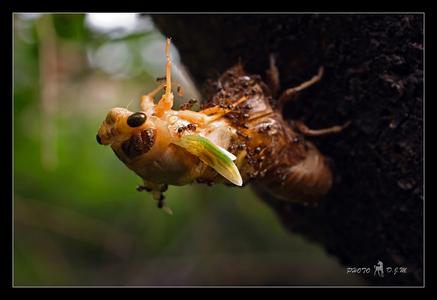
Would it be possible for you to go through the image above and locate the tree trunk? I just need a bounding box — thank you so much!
[151,14,423,285]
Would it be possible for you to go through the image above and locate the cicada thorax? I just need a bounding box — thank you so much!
[204,64,333,203]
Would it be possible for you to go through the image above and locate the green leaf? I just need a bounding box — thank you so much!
[173,135,243,186]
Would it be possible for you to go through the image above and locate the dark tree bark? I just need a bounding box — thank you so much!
[151,14,423,285]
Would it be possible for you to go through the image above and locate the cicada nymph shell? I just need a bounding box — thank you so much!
[202,64,342,203]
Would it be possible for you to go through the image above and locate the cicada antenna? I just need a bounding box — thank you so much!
[125,98,134,110]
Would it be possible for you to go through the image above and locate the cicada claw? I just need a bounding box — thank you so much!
[157,193,173,215]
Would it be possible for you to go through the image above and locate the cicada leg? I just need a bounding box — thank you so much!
[177,96,248,127]
[200,106,231,122]
[294,120,351,136]
[277,66,324,107]
[156,188,173,215]
[176,110,210,126]
[154,38,174,117]
[198,96,249,121]
[177,107,228,127]
[140,83,166,112]
[137,181,172,214]
[200,105,226,115]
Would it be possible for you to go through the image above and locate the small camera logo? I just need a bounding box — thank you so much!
[373,260,384,278]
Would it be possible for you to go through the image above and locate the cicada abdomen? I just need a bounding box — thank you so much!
[203,63,341,203]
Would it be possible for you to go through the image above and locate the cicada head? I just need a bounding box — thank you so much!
[97,107,163,165]
[96,107,149,145]
[96,107,132,145]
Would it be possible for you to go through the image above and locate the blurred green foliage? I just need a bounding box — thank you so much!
[13,13,364,286]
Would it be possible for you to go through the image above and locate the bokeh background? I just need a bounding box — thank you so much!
[13,13,365,286]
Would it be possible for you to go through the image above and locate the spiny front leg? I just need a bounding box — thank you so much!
[154,38,174,117]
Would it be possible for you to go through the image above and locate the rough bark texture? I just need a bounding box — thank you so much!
[151,14,423,285]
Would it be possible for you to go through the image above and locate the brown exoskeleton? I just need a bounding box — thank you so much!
[96,38,349,213]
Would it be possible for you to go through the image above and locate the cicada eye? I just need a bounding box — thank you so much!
[127,112,147,128]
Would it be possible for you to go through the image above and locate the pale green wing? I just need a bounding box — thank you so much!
[173,135,243,186]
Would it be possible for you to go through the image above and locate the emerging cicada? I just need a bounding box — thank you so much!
[96,38,349,213]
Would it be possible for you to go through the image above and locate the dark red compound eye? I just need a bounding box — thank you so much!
[127,112,147,128]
